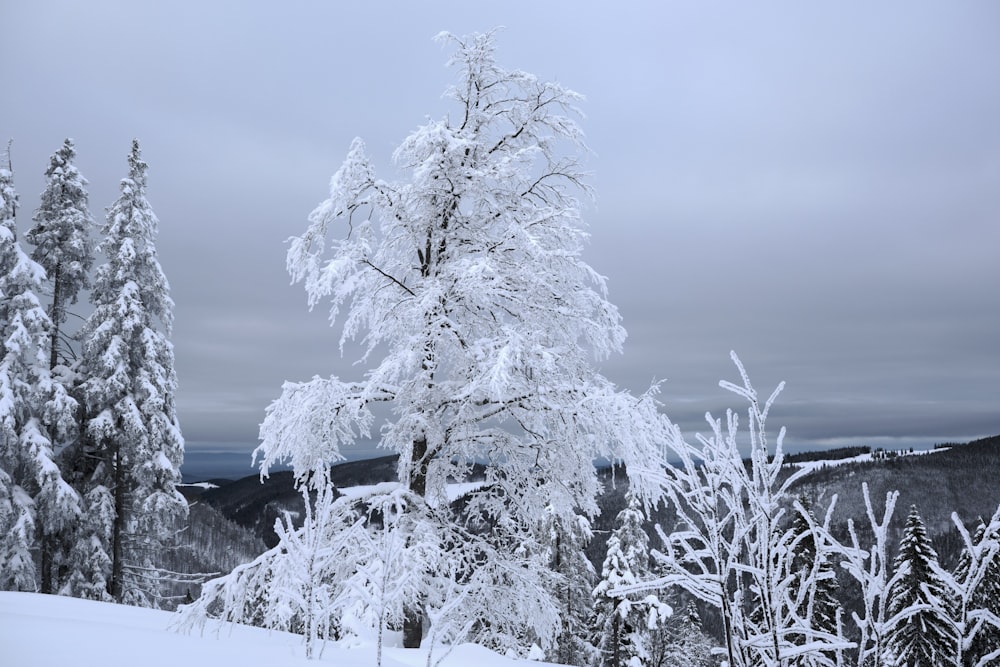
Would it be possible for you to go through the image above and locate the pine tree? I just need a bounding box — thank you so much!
[27,138,95,370]
[0,146,81,593]
[79,140,186,606]
[884,505,957,667]
[592,492,670,667]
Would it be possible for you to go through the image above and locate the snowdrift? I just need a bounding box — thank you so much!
[0,592,553,667]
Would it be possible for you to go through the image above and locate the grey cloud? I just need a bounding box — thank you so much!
[2,1,997,461]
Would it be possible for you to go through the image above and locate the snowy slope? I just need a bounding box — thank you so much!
[787,446,949,473]
[0,592,552,667]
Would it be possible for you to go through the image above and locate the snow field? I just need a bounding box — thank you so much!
[0,592,555,667]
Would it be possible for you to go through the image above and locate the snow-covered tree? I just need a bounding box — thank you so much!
[177,477,358,658]
[79,140,186,605]
[0,147,36,591]
[251,30,667,653]
[646,599,715,667]
[948,508,1000,667]
[27,138,95,370]
[593,492,670,667]
[60,485,114,601]
[0,147,81,593]
[538,505,597,666]
[623,354,851,667]
[832,482,899,667]
[884,505,957,667]
[787,498,841,666]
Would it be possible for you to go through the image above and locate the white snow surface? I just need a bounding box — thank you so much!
[336,480,486,503]
[787,446,949,472]
[0,592,554,667]
[177,481,219,490]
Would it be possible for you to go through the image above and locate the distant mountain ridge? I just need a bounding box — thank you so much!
[193,436,1000,560]
[195,455,399,547]
[788,434,1000,565]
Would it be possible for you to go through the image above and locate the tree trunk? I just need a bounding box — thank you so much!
[610,613,621,667]
[48,262,63,370]
[403,435,429,648]
[109,445,126,601]
[40,535,53,594]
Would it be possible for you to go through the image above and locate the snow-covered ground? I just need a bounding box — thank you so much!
[0,592,553,667]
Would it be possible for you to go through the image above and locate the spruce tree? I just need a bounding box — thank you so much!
[539,506,598,666]
[27,138,95,370]
[79,140,186,606]
[789,498,839,663]
[0,148,81,593]
[952,520,1000,667]
[60,485,114,601]
[647,599,714,667]
[885,505,957,667]
[0,148,37,591]
[592,492,670,667]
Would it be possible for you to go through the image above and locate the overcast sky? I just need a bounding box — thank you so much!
[3,1,998,462]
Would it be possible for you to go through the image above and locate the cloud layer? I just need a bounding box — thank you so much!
[3,2,998,458]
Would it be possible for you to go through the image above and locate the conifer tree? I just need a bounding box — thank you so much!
[884,505,957,667]
[0,147,81,593]
[950,514,1000,667]
[538,506,598,666]
[79,140,186,605]
[27,138,95,370]
[647,599,714,667]
[0,148,37,590]
[60,485,114,601]
[592,492,670,667]
[789,498,840,664]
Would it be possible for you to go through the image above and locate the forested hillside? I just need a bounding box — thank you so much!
[790,435,1000,566]
[201,436,1000,571]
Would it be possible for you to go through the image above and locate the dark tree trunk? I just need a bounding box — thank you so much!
[40,535,53,594]
[48,262,63,370]
[403,608,423,649]
[403,434,429,648]
[109,445,126,601]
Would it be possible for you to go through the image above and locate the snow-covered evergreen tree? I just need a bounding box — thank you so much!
[60,485,114,601]
[0,147,81,593]
[27,138,95,370]
[646,599,715,667]
[79,140,186,606]
[592,492,670,667]
[946,508,1000,667]
[884,505,957,667]
[538,506,597,666]
[834,482,899,667]
[250,30,667,653]
[788,498,840,666]
[0,147,35,591]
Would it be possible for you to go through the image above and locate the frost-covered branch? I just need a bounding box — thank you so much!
[620,353,852,667]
